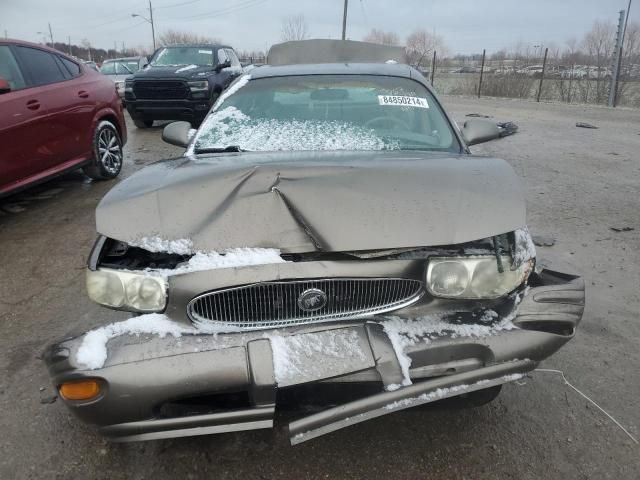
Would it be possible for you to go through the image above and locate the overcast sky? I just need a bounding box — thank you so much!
[1,0,638,54]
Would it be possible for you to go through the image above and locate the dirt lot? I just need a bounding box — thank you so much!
[0,97,638,479]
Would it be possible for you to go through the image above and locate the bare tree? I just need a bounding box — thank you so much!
[405,29,448,68]
[582,20,614,103]
[280,14,309,42]
[363,29,400,46]
[158,29,221,47]
[617,21,640,106]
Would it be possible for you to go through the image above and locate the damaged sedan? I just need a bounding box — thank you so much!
[45,61,585,444]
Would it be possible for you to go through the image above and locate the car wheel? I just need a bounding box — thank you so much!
[83,120,123,180]
[133,117,154,128]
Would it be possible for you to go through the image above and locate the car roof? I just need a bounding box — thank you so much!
[250,63,417,80]
[0,38,72,57]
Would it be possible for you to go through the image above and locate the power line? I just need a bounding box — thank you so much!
[174,0,267,21]
[154,0,203,10]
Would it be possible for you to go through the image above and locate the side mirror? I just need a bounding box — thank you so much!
[0,78,11,94]
[461,119,500,146]
[162,121,192,148]
[215,60,231,72]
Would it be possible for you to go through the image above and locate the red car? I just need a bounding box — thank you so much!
[0,39,127,197]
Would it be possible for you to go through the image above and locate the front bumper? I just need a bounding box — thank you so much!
[45,269,584,444]
[125,98,211,121]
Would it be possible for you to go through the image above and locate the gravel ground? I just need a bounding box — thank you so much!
[0,98,639,479]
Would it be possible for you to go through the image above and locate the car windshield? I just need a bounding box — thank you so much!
[100,61,137,75]
[193,74,460,153]
[151,47,214,67]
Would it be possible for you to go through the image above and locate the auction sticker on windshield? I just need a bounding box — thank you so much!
[378,95,429,108]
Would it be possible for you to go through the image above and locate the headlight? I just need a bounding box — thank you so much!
[188,80,209,92]
[115,81,125,96]
[86,269,167,312]
[426,256,532,299]
[124,80,133,93]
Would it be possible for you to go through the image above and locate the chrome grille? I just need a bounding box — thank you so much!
[187,278,424,330]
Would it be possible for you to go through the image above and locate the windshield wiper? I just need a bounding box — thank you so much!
[194,145,245,154]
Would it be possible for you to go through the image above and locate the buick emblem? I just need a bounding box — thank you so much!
[297,288,327,312]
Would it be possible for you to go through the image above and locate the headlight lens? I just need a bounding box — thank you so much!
[124,80,133,93]
[426,256,532,299]
[86,269,167,312]
[188,80,209,92]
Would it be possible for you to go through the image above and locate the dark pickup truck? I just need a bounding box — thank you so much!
[124,44,242,128]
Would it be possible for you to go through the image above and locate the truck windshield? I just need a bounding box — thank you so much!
[193,74,461,153]
[151,47,214,67]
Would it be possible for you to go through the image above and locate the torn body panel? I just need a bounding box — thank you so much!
[45,268,584,443]
[95,151,525,253]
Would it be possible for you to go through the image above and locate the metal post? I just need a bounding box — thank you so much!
[430,50,436,86]
[568,62,574,103]
[536,47,548,102]
[341,0,348,40]
[613,0,632,107]
[477,49,486,98]
[48,22,54,46]
[608,9,626,107]
[149,0,156,50]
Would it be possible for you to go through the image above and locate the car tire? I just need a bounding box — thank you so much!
[133,117,154,128]
[83,120,123,180]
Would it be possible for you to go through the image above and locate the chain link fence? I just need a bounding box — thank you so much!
[421,50,640,108]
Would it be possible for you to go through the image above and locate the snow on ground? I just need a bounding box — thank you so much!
[76,314,196,370]
[382,373,524,411]
[268,329,367,384]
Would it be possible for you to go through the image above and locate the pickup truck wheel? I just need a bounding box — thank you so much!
[133,117,154,128]
[83,120,123,180]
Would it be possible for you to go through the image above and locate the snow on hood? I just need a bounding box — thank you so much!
[96,151,526,253]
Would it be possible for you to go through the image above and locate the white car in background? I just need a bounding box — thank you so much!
[100,57,148,97]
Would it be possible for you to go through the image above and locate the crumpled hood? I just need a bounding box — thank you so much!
[96,151,525,253]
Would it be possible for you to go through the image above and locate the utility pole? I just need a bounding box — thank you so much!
[48,22,54,46]
[608,8,628,107]
[149,0,156,50]
[68,36,71,55]
[537,47,549,102]
[341,0,348,40]
[477,49,486,98]
[4,30,7,39]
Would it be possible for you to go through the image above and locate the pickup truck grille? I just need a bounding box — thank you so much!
[187,278,424,330]
[133,81,189,99]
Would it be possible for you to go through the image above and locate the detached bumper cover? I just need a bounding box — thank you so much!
[45,269,584,443]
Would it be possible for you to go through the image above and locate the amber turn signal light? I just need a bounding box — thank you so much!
[59,380,101,401]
